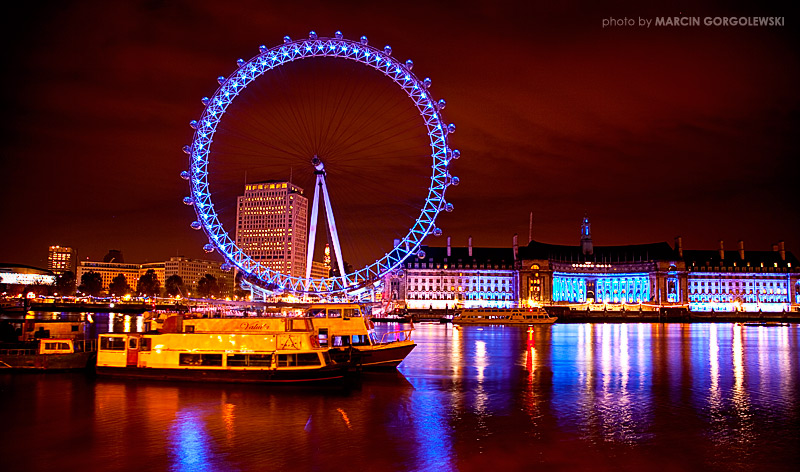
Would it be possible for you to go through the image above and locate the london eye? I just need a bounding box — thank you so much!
[182,31,459,297]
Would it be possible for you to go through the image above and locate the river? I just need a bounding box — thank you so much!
[1,320,798,471]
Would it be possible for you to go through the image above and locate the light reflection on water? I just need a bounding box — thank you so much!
[0,321,798,471]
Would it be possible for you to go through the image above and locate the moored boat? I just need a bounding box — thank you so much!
[304,304,416,369]
[96,315,349,383]
[452,307,557,325]
[0,319,95,370]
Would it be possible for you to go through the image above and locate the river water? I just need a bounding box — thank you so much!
[1,321,798,471]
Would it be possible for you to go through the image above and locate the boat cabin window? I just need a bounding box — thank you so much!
[227,354,271,367]
[342,308,357,318]
[128,338,138,350]
[288,319,311,332]
[100,336,126,351]
[71,325,79,332]
[184,325,195,333]
[318,328,328,347]
[351,335,370,346]
[308,308,326,318]
[278,353,321,367]
[327,309,342,318]
[44,342,70,351]
[179,353,222,366]
[332,335,350,347]
[140,338,151,351]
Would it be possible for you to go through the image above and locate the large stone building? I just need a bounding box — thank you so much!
[77,261,141,292]
[235,181,308,278]
[164,256,234,296]
[385,217,800,313]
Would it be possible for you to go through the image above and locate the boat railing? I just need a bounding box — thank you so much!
[377,329,414,344]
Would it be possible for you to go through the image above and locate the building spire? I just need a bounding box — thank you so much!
[581,213,593,255]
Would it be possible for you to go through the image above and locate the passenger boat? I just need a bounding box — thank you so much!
[0,319,95,370]
[303,304,416,369]
[95,315,349,383]
[452,307,557,325]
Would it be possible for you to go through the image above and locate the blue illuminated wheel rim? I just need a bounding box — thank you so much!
[183,32,458,296]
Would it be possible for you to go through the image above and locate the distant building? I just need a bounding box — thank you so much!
[164,257,234,296]
[683,240,798,312]
[0,264,56,286]
[77,261,140,292]
[390,237,518,310]
[47,246,77,275]
[139,262,165,289]
[235,181,309,278]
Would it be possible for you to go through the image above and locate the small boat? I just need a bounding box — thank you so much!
[95,315,349,383]
[304,304,416,369]
[452,307,557,325]
[0,319,95,370]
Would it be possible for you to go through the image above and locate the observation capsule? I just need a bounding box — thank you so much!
[258,45,268,53]
[433,228,443,237]
[417,250,426,259]
[189,120,198,129]
[384,45,392,55]
[201,97,209,106]
[445,203,454,212]
[236,58,245,67]
[450,176,460,186]
[180,171,190,180]
[437,99,446,110]
[190,221,202,230]
[334,30,343,39]
[203,244,215,253]
[447,123,456,134]
[182,145,191,155]
[217,76,226,85]
[183,196,194,206]
[452,149,461,159]
[360,36,368,45]
[220,262,232,271]
[423,77,432,89]
[405,59,414,70]
[309,30,317,40]
[283,36,291,43]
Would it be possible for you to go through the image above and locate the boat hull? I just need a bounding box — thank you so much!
[0,352,95,371]
[452,319,557,326]
[95,363,349,384]
[332,342,417,369]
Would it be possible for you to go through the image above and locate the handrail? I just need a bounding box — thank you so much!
[378,329,414,344]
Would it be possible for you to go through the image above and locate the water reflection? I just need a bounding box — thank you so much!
[1,322,798,471]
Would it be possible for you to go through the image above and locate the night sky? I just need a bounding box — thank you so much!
[1,0,797,270]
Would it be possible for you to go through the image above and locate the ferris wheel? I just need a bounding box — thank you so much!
[182,31,459,297]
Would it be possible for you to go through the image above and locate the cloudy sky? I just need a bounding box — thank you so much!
[1,0,797,269]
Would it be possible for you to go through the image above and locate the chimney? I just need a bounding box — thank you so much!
[719,240,724,260]
[447,236,451,257]
[772,244,779,252]
[528,212,533,244]
[675,236,683,258]
[738,240,745,260]
[513,233,519,261]
[468,236,473,257]
[779,241,786,261]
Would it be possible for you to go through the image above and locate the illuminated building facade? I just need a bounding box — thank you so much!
[392,238,518,310]
[164,257,234,296]
[236,181,308,278]
[0,264,56,286]
[77,261,141,291]
[683,241,798,312]
[47,246,77,275]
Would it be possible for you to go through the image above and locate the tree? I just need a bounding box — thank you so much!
[165,274,185,297]
[79,271,103,297]
[196,274,220,298]
[108,273,131,297]
[55,271,77,296]
[136,269,161,297]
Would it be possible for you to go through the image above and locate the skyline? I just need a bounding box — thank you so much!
[1,1,797,270]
